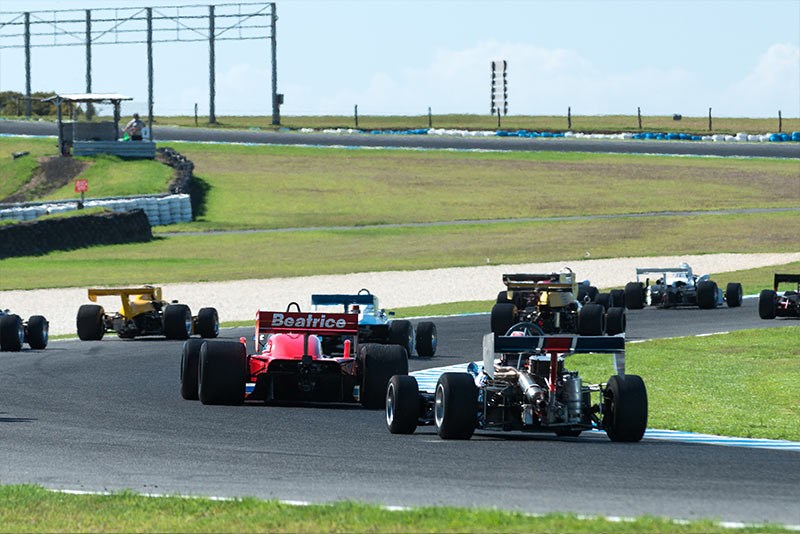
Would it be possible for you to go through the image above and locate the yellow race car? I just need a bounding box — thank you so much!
[76,286,219,341]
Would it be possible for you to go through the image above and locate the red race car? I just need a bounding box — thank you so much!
[180,303,408,409]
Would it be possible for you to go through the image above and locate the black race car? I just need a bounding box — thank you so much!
[758,274,800,319]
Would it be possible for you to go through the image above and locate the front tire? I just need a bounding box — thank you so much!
[606,307,626,336]
[77,304,105,341]
[415,321,437,357]
[198,340,246,405]
[624,282,645,310]
[578,303,605,336]
[25,315,49,349]
[758,289,777,319]
[434,373,477,440]
[603,374,648,442]
[490,302,517,337]
[360,343,408,410]
[388,319,414,356]
[696,280,718,309]
[386,375,419,434]
[164,303,192,340]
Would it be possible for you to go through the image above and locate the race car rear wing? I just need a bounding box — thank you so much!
[483,333,626,379]
[311,293,378,310]
[502,273,577,292]
[256,310,359,336]
[87,287,162,318]
[774,274,800,291]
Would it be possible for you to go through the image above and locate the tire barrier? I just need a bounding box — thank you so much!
[0,193,192,227]
[0,209,152,259]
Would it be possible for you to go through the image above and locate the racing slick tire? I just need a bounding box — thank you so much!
[196,307,220,338]
[758,289,777,319]
[496,291,511,304]
[605,307,626,336]
[76,304,105,341]
[25,315,49,349]
[725,283,743,308]
[180,338,205,400]
[360,343,408,410]
[578,303,605,336]
[603,374,648,442]
[696,280,718,309]
[594,292,613,310]
[490,302,517,337]
[388,319,414,357]
[434,372,477,440]
[610,289,626,309]
[386,374,419,434]
[0,314,24,352]
[415,321,437,357]
[624,282,646,310]
[164,304,192,340]
[198,340,246,405]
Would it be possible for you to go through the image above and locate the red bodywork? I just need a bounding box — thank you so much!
[245,310,361,403]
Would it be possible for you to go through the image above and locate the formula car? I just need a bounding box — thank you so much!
[76,286,219,340]
[180,303,408,409]
[0,309,48,351]
[623,263,742,310]
[311,289,437,357]
[491,270,626,337]
[758,274,800,319]
[386,322,647,441]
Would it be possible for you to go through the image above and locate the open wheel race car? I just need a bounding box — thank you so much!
[624,264,742,310]
[311,289,437,357]
[76,286,219,341]
[0,309,48,351]
[758,274,800,319]
[491,270,626,337]
[386,322,647,442]
[180,303,408,409]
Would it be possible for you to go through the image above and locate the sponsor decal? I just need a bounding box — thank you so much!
[258,311,357,332]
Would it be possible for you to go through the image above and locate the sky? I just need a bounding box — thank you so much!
[0,0,798,118]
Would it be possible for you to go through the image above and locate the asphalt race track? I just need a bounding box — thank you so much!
[1,298,798,526]
[2,119,800,159]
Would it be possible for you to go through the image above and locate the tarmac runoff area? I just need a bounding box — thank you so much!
[3,252,800,336]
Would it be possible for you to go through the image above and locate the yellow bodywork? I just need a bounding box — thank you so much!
[87,286,164,319]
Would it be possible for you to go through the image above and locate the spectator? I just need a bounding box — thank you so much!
[123,113,145,140]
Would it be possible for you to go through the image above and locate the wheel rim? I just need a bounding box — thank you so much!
[17,322,24,345]
[434,383,445,427]
[184,312,192,336]
[41,322,49,345]
[386,383,396,426]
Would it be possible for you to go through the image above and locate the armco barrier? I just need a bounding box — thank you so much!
[0,209,152,259]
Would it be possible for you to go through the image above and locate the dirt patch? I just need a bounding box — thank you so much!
[1,156,90,203]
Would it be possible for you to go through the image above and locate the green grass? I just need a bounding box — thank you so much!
[1,212,797,291]
[0,137,57,199]
[571,326,800,441]
[0,485,786,533]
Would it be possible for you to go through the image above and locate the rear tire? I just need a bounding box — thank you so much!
[490,302,517,336]
[388,319,414,356]
[603,374,648,442]
[164,304,192,340]
[624,282,645,310]
[360,343,408,410]
[386,375,419,434]
[594,292,613,310]
[198,340,246,405]
[606,307,626,336]
[758,289,777,319]
[196,307,219,338]
[696,281,718,309]
[578,303,605,336]
[610,289,625,309]
[434,373,477,440]
[725,283,743,308]
[415,321,437,357]
[0,314,24,352]
[25,315,49,349]
[77,304,105,341]
[180,338,205,400]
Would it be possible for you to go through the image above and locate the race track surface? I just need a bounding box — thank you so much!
[1,298,798,526]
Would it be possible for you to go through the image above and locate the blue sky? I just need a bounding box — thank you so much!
[0,0,798,118]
